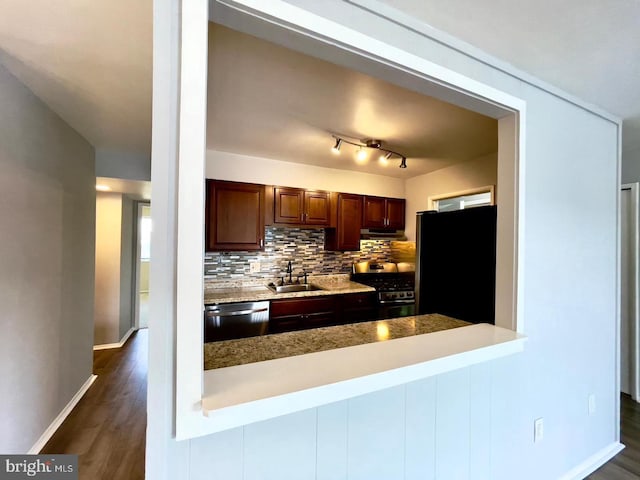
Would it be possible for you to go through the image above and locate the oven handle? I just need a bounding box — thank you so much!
[378,299,416,305]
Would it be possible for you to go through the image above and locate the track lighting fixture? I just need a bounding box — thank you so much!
[330,135,408,169]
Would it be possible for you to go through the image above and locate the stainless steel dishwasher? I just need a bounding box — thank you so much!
[204,301,270,342]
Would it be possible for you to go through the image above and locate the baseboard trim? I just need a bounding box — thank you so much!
[558,441,625,480]
[93,327,136,350]
[28,374,98,454]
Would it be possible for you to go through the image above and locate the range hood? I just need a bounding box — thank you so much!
[360,228,407,240]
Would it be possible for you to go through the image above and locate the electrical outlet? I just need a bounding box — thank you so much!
[534,418,544,443]
[249,262,261,273]
[588,394,596,416]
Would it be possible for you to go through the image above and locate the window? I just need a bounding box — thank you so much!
[429,186,495,212]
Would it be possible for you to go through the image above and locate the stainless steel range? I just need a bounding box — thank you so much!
[351,261,416,320]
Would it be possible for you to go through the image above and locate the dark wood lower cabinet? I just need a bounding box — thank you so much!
[268,292,376,334]
[338,292,376,323]
[269,296,337,333]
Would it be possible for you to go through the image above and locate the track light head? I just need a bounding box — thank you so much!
[399,157,407,169]
[331,138,342,154]
[379,151,392,165]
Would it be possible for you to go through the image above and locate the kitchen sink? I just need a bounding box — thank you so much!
[266,283,324,294]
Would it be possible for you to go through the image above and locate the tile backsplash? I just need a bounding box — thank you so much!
[204,227,415,281]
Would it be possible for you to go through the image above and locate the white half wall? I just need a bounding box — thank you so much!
[207,149,405,198]
[404,152,497,240]
[0,64,95,453]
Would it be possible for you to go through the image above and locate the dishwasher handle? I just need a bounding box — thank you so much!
[205,306,269,317]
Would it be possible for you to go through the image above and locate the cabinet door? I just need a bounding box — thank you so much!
[274,187,304,224]
[304,190,331,226]
[362,196,387,228]
[386,198,406,229]
[339,292,376,323]
[326,193,362,251]
[206,180,265,251]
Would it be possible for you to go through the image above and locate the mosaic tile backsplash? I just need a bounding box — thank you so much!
[204,227,415,281]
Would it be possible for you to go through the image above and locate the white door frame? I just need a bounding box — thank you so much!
[622,182,640,401]
[133,201,151,329]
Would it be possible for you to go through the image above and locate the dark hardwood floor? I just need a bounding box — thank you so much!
[41,329,147,480]
[588,394,640,479]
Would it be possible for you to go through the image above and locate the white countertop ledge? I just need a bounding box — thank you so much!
[201,323,526,433]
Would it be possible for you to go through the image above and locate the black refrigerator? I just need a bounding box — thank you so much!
[415,206,497,324]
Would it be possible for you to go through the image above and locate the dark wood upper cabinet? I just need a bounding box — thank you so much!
[325,193,362,251]
[362,196,406,230]
[386,198,406,229]
[304,190,331,225]
[362,196,387,228]
[273,187,330,226]
[273,187,303,224]
[206,180,265,251]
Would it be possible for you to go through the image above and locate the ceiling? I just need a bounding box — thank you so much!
[96,177,151,201]
[207,24,497,179]
[0,0,152,156]
[0,0,638,185]
[376,0,640,152]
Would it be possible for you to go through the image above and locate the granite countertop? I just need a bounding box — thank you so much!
[203,274,375,305]
[204,313,471,370]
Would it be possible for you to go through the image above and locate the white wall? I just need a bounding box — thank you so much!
[207,150,405,198]
[148,1,620,479]
[622,145,640,184]
[95,148,151,182]
[405,152,497,240]
[0,64,95,453]
[94,192,134,345]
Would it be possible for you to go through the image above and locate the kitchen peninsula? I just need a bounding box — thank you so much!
[205,313,470,369]
[201,273,524,432]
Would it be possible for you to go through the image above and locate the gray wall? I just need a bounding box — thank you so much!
[622,145,640,184]
[0,64,95,453]
[95,148,151,181]
[149,2,620,479]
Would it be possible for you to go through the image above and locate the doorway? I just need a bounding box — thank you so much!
[135,202,151,329]
[621,183,639,400]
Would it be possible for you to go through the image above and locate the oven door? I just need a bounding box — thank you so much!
[376,301,415,320]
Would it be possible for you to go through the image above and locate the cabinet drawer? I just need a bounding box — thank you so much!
[340,292,376,308]
[269,310,337,334]
[270,296,337,317]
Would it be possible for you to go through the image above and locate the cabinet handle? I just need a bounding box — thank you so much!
[205,307,269,316]
[260,238,264,247]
